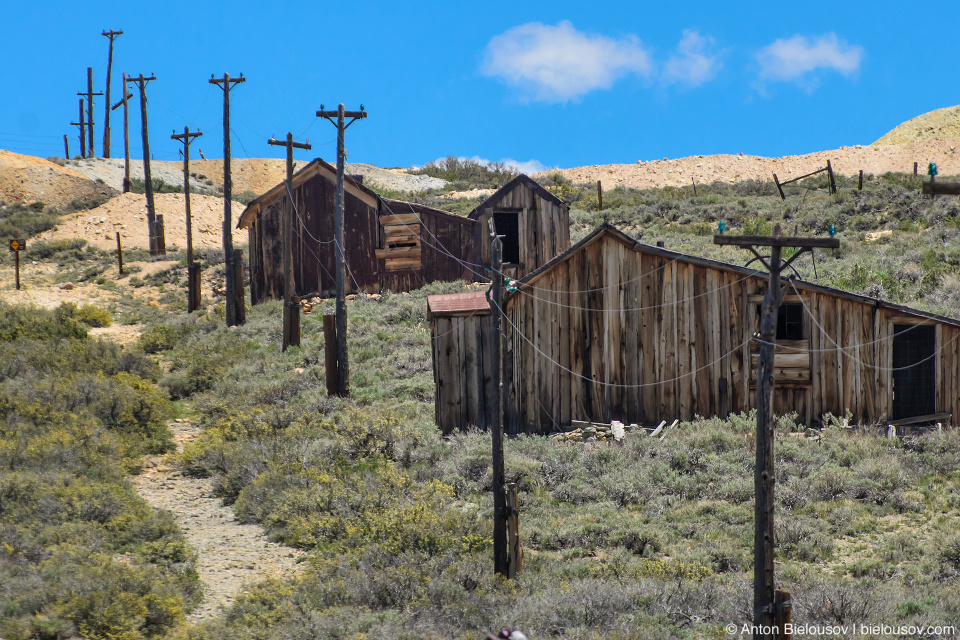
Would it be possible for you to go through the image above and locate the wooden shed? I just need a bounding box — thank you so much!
[430,224,960,434]
[238,158,476,302]
[469,174,570,280]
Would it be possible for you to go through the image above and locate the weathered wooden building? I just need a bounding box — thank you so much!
[469,174,570,280]
[430,224,960,434]
[238,158,476,302]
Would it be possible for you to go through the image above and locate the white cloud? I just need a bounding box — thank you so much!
[482,21,653,102]
[663,30,722,87]
[757,33,863,82]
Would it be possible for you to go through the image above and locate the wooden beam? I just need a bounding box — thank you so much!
[714,235,840,249]
[375,246,421,259]
[922,182,960,196]
[379,213,420,225]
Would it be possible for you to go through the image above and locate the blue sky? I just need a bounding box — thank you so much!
[2,1,957,172]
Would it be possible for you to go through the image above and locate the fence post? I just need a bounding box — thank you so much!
[116,232,123,275]
[324,314,339,396]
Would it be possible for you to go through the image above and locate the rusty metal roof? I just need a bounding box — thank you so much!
[427,290,491,317]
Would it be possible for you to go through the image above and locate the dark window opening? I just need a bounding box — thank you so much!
[777,303,804,340]
[755,302,805,340]
[493,210,520,264]
[892,324,936,420]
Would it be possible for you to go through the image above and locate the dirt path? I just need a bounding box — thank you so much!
[135,419,303,623]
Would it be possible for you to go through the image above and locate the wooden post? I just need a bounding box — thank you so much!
[233,249,245,325]
[171,126,203,312]
[210,73,245,326]
[774,590,792,640]
[490,234,509,577]
[713,231,839,640]
[597,180,603,210]
[506,482,522,578]
[914,161,918,175]
[127,73,160,255]
[858,169,864,191]
[323,314,339,396]
[772,173,785,200]
[316,104,366,395]
[101,30,122,158]
[63,134,69,160]
[116,232,123,275]
[692,178,698,197]
[268,132,311,351]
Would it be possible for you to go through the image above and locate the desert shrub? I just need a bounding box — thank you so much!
[138,324,178,354]
[129,177,181,194]
[0,301,88,341]
[0,202,61,240]
[412,155,517,189]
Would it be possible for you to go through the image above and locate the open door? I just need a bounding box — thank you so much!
[891,324,936,420]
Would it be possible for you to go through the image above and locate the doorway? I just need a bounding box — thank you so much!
[891,324,936,420]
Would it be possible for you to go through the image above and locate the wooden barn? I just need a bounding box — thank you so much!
[238,158,476,302]
[469,174,570,280]
[429,224,960,434]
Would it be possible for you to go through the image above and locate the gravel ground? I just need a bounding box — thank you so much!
[134,418,303,624]
[345,162,447,192]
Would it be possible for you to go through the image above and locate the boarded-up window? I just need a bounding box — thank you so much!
[494,210,520,264]
[377,212,422,272]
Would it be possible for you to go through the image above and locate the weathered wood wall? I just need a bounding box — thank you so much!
[432,228,960,434]
[247,176,478,303]
[472,180,569,279]
[431,310,496,434]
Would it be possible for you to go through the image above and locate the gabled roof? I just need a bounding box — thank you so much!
[467,174,568,220]
[237,158,380,229]
[509,223,960,329]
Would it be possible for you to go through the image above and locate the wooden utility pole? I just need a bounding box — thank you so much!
[210,73,246,326]
[714,229,838,640]
[171,126,203,312]
[597,180,603,210]
[71,99,87,158]
[111,73,132,192]
[77,67,102,157]
[317,103,366,395]
[127,73,161,255]
[268,132,311,351]
[489,232,509,577]
[101,29,122,158]
[63,135,69,160]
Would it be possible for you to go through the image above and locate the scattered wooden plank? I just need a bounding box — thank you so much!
[649,420,667,437]
[384,257,422,272]
[380,213,420,225]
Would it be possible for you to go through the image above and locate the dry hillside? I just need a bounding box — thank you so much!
[874,104,960,145]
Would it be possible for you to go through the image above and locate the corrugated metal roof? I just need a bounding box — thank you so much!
[427,290,491,317]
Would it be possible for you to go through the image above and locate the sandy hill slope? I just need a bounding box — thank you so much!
[535,139,960,191]
[0,149,117,208]
[61,157,445,196]
[36,191,228,251]
[874,105,960,145]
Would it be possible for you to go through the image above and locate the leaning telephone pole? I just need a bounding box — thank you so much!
[77,67,102,157]
[268,132,311,351]
[101,29,123,158]
[316,103,366,396]
[127,73,162,255]
[171,126,203,312]
[714,228,838,640]
[111,73,133,192]
[489,231,509,577]
[209,73,246,326]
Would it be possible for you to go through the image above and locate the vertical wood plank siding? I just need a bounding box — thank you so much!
[246,173,476,299]
[433,228,960,434]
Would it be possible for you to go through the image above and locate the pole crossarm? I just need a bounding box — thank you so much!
[714,235,840,249]
[209,73,246,89]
